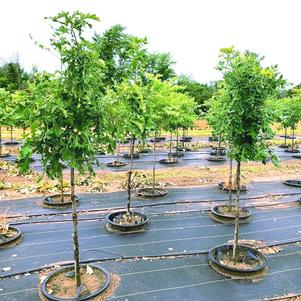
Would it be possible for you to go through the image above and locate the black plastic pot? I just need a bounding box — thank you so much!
[159,158,179,165]
[3,141,20,146]
[218,182,247,192]
[292,154,301,159]
[208,244,267,279]
[284,148,300,153]
[210,150,227,156]
[138,149,151,154]
[179,137,192,142]
[15,157,35,164]
[278,144,289,149]
[106,161,127,167]
[137,187,168,198]
[210,205,251,223]
[170,151,184,158]
[41,264,110,301]
[123,153,140,159]
[207,156,227,162]
[0,153,11,158]
[212,146,227,151]
[43,194,80,207]
[106,211,149,232]
[0,226,22,247]
[150,138,162,143]
[283,180,301,187]
[157,136,166,141]
[279,135,295,139]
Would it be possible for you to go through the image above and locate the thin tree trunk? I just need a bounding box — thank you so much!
[71,167,81,288]
[23,127,26,136]
[10,126,13,143]
[284,127,287,147]
[127,136,135,214]
[169,132,173,161]
[182,128,185,149]
[116,141,120,163]
[292,128,295,149]
[217,133,222,157]
[232,161,241,260]
[0,127,2,156]
[227,158,233,212]
[176,129,179,150]
[60,174,64,203]
[152,132,157,193]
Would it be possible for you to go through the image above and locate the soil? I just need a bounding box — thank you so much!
[219,249,262,270]
[217,205,247,216]
[46,195,73,204]
[44,266,106,298]
[0,227,18,243]
[39,268,120,301]
[113,212,145,226]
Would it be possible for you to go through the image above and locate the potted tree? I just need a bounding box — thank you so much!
[160,90,196,164]
[208,47,285,278]
[0,88,13,158]
[20,12,111,299]
[106,79,149,233]
[206,88,227,162]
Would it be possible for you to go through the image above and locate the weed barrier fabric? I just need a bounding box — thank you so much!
[1,180,300,217]
[1,244,301,301]
[1,206,301,277]
[1,147,296,172]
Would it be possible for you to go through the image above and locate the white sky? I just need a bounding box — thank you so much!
[1,0,300,85]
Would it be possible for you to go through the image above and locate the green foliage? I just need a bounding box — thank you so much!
[19,11,111,179]
[178,75,216,115]
[0,60,29,92]
[0,88,14,127]
[218,47,285,163]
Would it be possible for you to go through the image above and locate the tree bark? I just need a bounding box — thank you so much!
[116,141,120,163]
[152,132,157,193]
[71,167,81,288]
[232,161,241,260]
[60,174,64,203]
[284,127,287,147]
[10,126,13,143]
[292,127,295,149]
[0,127,2,156]
[169,132,173,161]
[127,136,134,214]
[227,158,233,212]
[217,133,222,157]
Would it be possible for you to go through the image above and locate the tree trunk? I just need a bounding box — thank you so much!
[71,167,81,288]
[152,132,157,193]
[227,158,233,212]
[284,127,287,146]
[0,127,2,156]
[217,133,222,157]
[10,126,13,143]
[23,127,26,136]
[169,132,173,161]
[60,174,64,203]
[176,129,179,150]
[116,141,120,163]
[232,161,241,260]
[182,128,185,149]
[127,136,135,214]
[292,127,295,149]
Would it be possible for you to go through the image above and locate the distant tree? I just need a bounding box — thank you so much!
[177,75,216,115]
[0,58,29,92]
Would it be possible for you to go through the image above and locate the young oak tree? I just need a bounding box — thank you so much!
[19,12,111,293]
[217,47,285,261]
